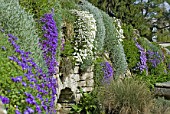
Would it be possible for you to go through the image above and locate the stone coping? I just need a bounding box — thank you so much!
[155,81,170,88]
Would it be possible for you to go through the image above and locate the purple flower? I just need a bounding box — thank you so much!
[101,62,114,83]
[22,82,27,87]
[11,76,22,82]
[1,46,6,51]
[27,107,34,113]
[36,105,41,112]
[147,50,163,68]
[40,11,58,76]
[7,16,58,113]
[24,110,29,114]
[135,41,148,73]
[0,96,10,104]
[15,110,21,114]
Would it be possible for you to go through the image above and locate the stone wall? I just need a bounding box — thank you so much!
[56,64,94,113]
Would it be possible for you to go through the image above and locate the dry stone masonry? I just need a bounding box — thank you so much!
[56,64,94,113]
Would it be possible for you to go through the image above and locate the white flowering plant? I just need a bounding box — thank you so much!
[71,10,97,64]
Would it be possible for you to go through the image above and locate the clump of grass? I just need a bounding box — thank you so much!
[151,97,170,114]
[97,78,154,114]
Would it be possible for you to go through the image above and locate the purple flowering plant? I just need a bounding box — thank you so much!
[101,62,114,83]
[0,11,58,113]
[147,50,163,68]
[134,40,148,74]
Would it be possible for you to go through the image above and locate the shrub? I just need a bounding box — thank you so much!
[123,39,140,71]
[97,78,154,114]
[122,24,134,40]
[101,11,128,77]
[0,0,47,72]
[79,0,106,52]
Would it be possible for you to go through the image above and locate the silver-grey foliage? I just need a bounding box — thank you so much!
[101,11,128,77]
[0,0,47,72]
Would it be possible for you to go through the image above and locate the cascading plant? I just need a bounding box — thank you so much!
[71,10,97,65]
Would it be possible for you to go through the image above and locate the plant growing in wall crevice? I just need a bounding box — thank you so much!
[71,10,97,70]
[79,0,106,53]
[101,11,127,77]
[0,0,48,72]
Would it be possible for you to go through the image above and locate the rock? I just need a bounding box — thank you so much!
[82,87,93,92]
[155,82,170,99]
[86,79,94,87]
[73,66,79,74]
[75,94,82,102]
[80,72,93,80]
[70,74,80,82]
[155,82,170,88]
[86,65,94,72]
[0,101,7,114]
[78,80,86,87]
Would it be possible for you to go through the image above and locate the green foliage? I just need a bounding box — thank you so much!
[135,74,170,89]
[0,0,47,72]
[101,11,127,77]
[167,46,170,50]
[157,30,170,42]
[0,32,26,112]
[19,0,63,62]
[97,78,154,114]
[70,88,99,114]
[88,0,170,42]
[58,0,79,10]
[0,32,52,113]
[149,62,167,75]
[93,57,105,87]
[123,39,140,71]
[122,23,134,40]
[57,0,78,62]
[19,0,57,19]
[61,40,74,57]
[137,37,162,52]
[80,57,94,73]
[79,0,106,52]
[138,37,168,75]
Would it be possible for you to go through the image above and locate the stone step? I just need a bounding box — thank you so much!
[154,82,170,99]
[155,82,170,88]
